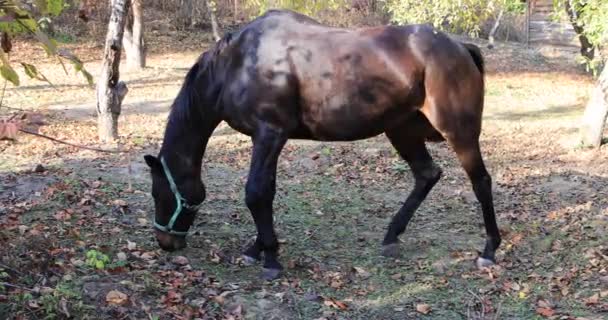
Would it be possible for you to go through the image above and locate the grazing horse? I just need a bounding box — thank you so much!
[144,9,501,280]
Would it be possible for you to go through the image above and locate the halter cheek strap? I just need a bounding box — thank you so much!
[154,157,203,236]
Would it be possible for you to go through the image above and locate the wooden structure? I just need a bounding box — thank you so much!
[526,0,579,49]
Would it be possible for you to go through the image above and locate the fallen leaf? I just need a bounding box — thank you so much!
[172,256,189,266]
[54,210,71,220]
[59,298,70,318]
[189,298,207,308]
[323,297,348,310]
[537,299,552,309]
[584,293,599,305]
[416,303,431,314]
[116,252,127,261]
[127,240,136,251]
[209,250,221,263]
[140,252,155,260]
[353,266,371,278]
[113,199,128,207]
[330,279,343,289]
[0,120,20,140]
[162,290,182,306]
[536,307,555,317]
[18,225,28,234]
[106,290,128,305]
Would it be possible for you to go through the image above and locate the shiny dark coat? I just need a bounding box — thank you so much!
[145,10,501,278]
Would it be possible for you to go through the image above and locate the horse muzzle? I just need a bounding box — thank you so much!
[155,229,187,251]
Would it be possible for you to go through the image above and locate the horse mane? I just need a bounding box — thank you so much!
[165,33,234,146]
[163,33,234,143]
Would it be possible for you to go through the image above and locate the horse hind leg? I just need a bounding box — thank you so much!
[421,85,501,268]
[448,136,500,268]
[381,127,442,257]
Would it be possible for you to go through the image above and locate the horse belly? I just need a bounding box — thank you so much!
[298,71,416,141]
[301,100,410,141]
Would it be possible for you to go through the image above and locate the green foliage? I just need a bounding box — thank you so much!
[383,0,524,37]
[246,0,347,17]
[37,282,84,319]
[0,48,18,85]
[46,0,65,16]
[0,0,93,87]
[553,0,608,73]
[85,250,110,269]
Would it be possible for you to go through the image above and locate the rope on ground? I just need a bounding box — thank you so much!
[18,129,129,154]
[18,129,136,191]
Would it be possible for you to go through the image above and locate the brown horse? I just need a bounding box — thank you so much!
[144,9,500,280]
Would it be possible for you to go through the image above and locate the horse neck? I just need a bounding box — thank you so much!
[159,75,219,176]
[159,120,211,176]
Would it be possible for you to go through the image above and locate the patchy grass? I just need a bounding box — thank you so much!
[1,32,607,320]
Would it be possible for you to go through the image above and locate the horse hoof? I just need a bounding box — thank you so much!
[476,257,495,269]
[261,268,282,281]
[242,254,259,266]
[381,243,400,258]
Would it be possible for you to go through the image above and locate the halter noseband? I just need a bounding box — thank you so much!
[153,157,203,236]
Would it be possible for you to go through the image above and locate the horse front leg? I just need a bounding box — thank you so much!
[382,129,442,257]
[242,124,287,280]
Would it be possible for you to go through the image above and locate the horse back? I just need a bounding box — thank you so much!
[219,10,479,141]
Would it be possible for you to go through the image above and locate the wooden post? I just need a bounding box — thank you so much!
[96,0,131,142]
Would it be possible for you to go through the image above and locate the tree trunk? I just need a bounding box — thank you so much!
[564,0,595,60]
[206,0,221,41]
[96,0,131,142]
[233,0,238,24]
[123,0,145,70]
[177,0,194,29]
[581,63,608,147]
[122,4,133,55]
[487,9,504,49]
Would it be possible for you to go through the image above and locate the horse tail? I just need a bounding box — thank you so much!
[462,42,484,76]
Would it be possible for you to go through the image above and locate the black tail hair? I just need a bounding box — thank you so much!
[462,43,484,75]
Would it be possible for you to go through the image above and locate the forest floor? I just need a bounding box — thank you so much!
[0,27,607,320]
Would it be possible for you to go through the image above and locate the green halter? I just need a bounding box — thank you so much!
[153,157,203,236]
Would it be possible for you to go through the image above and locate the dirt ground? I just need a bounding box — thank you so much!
[0,28,607,320]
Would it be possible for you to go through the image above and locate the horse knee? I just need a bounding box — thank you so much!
[427,164,442,184]
[245,182,273,210]
[472,173,492,195]
[415,163,442,187]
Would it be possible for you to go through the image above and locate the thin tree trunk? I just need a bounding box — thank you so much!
[581,63,608,147]
[96,0,131,142]
[206,0,221,41]
[124,0,145,70]
[177,0,193,29]
[488,9,504,49]
[234,0,238,24]
[122,3,133,55]
[565,0,595,60]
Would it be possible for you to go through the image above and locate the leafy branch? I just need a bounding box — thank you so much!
[0,0,93,88]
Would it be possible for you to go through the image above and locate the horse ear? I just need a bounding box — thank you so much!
[144,155,161,170]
